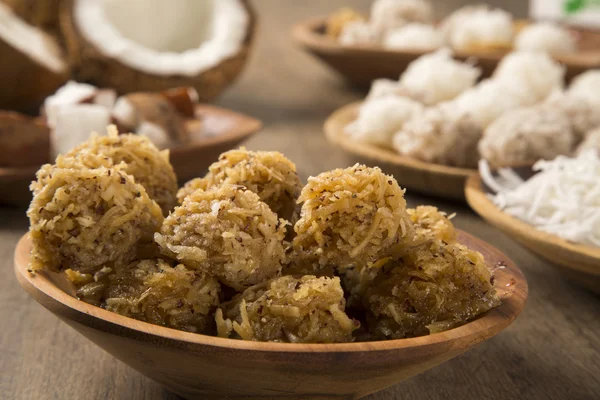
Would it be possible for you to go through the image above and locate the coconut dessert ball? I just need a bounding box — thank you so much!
[67,126,178,215]
[444,6,513,52]
[362,240,500,339]
[568,70,600,108]
[392,103,483,168]
[156,184,287,290]
[493,51,565,105]
[408,206,457,243]
[105,259,221,334]
[577,128,600,155]
[515,22,576,54]
[216,275,357,343]
[339,21,378,46]
[177,148,302,222]
[479,106,574,167]
[292,164,415,270]
[544,91,600,141]
[345,96,422,147]
[383,23,443,51]
[28,165,164,275]
[398,49,481,106]
[371,0,434,36]
[326,8,365,38]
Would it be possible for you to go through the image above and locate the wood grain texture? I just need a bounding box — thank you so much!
[465,173,600,293]
[2,1,600,399]
[324,102,474,200]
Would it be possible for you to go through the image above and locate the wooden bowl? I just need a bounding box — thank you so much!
[465,172,600,294]
[14,231,527,400]
[0,104,261,207]
[292,16,600,87]
[324,102,475,201]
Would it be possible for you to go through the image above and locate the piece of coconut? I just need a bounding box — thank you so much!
[1,0,61,37]
[0,2,67,113]
[43,81,98,127]
[51,104,111,156]
[0,111,50,167]
[160,87,199,118]
[61,0,256,101]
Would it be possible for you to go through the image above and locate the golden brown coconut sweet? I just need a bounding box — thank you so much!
[326,8,365,38]
[155,184,288,291]
[0,3,67,113]
[178,148,302,221]
[66,126,178,215]
[60,0,256,101]
[408,206,457,243]
[104,259,221,334]
[291,164,415,271]
[0,111,50,167]
[216,275,358,343]
[27,164,164,275]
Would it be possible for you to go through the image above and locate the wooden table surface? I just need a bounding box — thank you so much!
[2,1,599,399]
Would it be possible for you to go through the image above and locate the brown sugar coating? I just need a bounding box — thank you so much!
[361,240,500,339]
[104,259,221,334]
[216,275,358,343]
[27,165,164,275]
[408,206,457,243]
[291,164,414,271]
[67,126,178,215]
[156,184,287,290]
[177,148,302,221]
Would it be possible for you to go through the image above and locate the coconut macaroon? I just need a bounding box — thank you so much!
[345,96,422,147]
[66,126,178,215]
[544,91,600,141]
[383,23,442,51]
[568,70,600,108]
[370,0,434,36]
[479,106,574,167]
[398,49,481,106]
[177,148,302,221]
[492,51,565,105]
[104,259,221,334]
[291,164,414,270]
[442,5,513,52]
[339,21,378,46]
[515,22,576,54]
[27,164,164,275]
[216,275,357,343]
[577,128,600,155]
[361,240,500,339]
[408,206,456,243]
[392,103,482,168]
[326,8,365,38]
[156,184,287,290]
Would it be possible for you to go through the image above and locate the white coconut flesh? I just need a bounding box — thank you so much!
[74,0,250,77]
[0,3,65,73]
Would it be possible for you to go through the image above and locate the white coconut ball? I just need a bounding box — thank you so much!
[392,103,482,167]
[445,7,514,52]
[515,22,576,54]
[366,79,407,101]
[383,23,443,51]
[568,70,600,108]
[398,48,481,106]
[339,21,378,46]
[479,106,574,167]
[370,0,434,36]
[345,96,423,147]
[576,128,600,155]
[493,51,565,105]
[544,90,600,141]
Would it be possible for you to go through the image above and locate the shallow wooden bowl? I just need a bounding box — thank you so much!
[292,17,600,87]
[14,231,527,400]
[325,102,475,201]
[465,172,600,294]
[0,104,261,207]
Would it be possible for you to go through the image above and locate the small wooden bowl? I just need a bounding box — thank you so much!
[15,230,527,400]
[324,102,475,200]
[465,172,600,294]
[0,104,261,207]
[292,16,600,87]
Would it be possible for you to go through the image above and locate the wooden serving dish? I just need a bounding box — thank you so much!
[292,16,600,87]
[465,172,600,294]
[325,102,475,201]
[14,230,526,400]
[0,104,261,207]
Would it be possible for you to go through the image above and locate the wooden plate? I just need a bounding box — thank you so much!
[14,230,527,400]
[292,16,600,87]
[465,172,600,294]
[324,102,475,200]
[0,104,262,207]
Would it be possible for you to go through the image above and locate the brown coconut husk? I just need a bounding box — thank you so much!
[60,0,257,102]
[0,111,50,167]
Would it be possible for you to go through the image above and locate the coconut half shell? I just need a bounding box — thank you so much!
[1,0,61,38]
[0,111,50,167]
[60,0,256,101]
